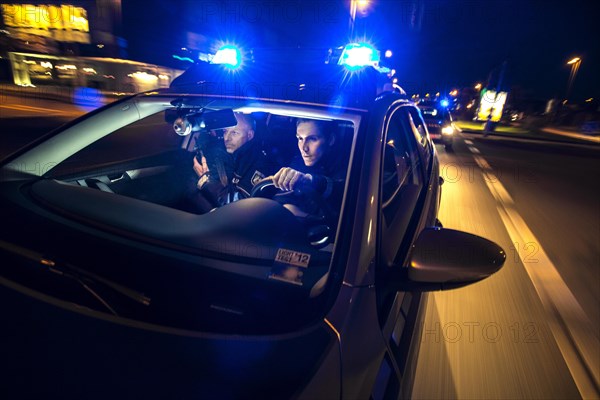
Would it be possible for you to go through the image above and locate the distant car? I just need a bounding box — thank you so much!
[418,101,456,150]
[0,44,505,399]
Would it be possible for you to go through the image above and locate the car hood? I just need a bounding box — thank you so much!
[0,277,340,399]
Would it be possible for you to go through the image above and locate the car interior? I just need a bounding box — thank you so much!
[15,102,358,333]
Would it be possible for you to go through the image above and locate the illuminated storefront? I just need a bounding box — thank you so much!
[0,3,100,56]
[1,1,182,92]
[7,52,182,92]
[1,3,90,44]
[1,1,126,64]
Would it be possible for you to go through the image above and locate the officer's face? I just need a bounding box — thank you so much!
[296,121,332,167]
[223,117,253,154]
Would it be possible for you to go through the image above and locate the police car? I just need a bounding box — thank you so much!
[0,43,505,399]
[418,99,456,150]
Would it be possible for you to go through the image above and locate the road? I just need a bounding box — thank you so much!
[0,93,91,159]
[412,133,600,399]
[1,95,598,399]
[0,93,87,119]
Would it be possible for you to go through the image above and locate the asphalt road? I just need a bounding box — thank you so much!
[0,94,85,159]
[412,133,599,399]
[1,95,598,399]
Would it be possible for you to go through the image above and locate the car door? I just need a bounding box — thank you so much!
[371,103,429,400]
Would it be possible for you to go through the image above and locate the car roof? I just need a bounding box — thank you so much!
[167,48,393,110]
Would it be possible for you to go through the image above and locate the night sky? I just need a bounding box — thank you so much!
[123,0,599,103]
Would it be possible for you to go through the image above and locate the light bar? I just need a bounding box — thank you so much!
[211,45,242,69]
[338,43,380,70]
[173,55,194,63]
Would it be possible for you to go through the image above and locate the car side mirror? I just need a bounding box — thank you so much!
[388,227,506,291]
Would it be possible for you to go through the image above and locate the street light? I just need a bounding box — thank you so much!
[565,57,581,103]
[349,0,369,35]
[357,0,369,10]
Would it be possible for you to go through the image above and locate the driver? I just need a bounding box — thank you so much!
[192,112,275,208]
[271,118,345,226]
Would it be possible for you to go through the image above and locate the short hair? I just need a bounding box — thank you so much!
[296,118,335,139]
[234,112,256,131]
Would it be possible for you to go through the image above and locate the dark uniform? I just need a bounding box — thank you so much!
[227,139,275,201]
[187,136,275,212]
[282,154,345,229]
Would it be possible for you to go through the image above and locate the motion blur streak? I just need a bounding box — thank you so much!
[482,154,600,399]
[541,128,600,144]
[0,103,71,115]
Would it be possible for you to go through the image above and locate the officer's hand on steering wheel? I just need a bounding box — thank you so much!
[272,167,313,192]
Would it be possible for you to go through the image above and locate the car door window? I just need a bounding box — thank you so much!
[380,106,425,266]
[374,105,428,399]
[406,107,431,173]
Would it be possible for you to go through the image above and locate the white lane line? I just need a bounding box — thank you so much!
[473,156,514,204]
[464,139,474,145]
[478,156,600,399]
[467,146,480,154]
[473,155,491,170]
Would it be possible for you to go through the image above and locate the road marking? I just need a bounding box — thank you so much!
[464,139,473,145]
[477,155,600,399]
[467,146,480,154]
[473,155,514,204]
[473,155,491,170]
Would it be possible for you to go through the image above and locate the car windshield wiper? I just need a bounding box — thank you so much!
[0,239,151,316]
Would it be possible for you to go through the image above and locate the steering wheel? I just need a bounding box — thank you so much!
[250,178,332,248]
[250,178,286,199]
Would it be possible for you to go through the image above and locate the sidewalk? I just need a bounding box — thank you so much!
[455,120,600,145]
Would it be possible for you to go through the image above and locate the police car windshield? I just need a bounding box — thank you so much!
[40,95,360,330]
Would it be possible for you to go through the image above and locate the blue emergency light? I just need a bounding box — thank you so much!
[338,43,380,70]
[440,99,449,107]
[211,45,242,69]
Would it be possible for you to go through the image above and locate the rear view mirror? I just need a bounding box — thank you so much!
[202,109,238,131]
[164,109,179,124]
[169,108,238,136]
